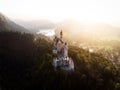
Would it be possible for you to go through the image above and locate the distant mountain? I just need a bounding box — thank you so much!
[57,20,120,34]
[55,20,120,41]
[14,19,56,33]
[0,13,31,33]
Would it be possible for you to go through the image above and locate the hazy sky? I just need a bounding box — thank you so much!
[0,0,120,26]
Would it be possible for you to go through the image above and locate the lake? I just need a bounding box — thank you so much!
[37,29,55,36]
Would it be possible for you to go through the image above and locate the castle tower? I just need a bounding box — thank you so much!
[60,30,63,39]
[53,36,57,50]
[64,42,68,58]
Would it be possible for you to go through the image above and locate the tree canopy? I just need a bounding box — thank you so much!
[0,31,120,90]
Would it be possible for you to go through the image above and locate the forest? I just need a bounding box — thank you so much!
[0,31,120,90]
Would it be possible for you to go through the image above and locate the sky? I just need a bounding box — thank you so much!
[0,0,120,27]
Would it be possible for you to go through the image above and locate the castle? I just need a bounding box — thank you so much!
[52,30,74,71]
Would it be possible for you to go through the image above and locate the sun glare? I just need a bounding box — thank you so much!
[0,0,120,26]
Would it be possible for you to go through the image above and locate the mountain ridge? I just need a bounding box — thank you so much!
[14,19,56,33]
[0,13,31,33]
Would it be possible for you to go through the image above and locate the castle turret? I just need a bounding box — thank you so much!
[60,30,63,39]
[64,42,68,58]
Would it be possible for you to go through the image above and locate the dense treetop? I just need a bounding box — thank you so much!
[0,31,120,90]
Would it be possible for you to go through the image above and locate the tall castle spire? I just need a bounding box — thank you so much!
[60,30,63,39]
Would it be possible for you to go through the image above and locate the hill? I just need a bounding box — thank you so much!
[0,13,31,33]
[56,20,120,42]
[14,19,56,33]
[0,31,120,90]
